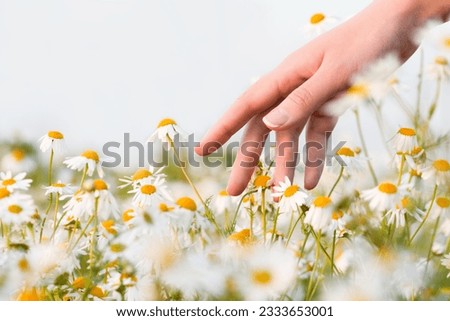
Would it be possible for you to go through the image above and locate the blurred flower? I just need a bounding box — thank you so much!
[385,197,423,228]
[422,159,450,186]
[1,148,36,173]
[148,118,187,143]
[39,131,66,153]
[64,149,104,178]
[305,196,334,232]
[303,12,338,38]
[335,146,364,171]
[130,178,172,208]
[426,56,450,80]
[272,177,308,213]
[214,189,235,214]
[44,181,74,196]
[0,172,32,192]
[441,254,450,277]
[119,166,166,189]
[0,195,36,225]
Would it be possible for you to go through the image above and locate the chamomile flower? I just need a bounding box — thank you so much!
[385,197,423,228]
[0,195,36,225]
[64,149,104,178]
[426,56,450,80]
[1,148,36,173]
[272,177,308,213]
[0,172,32,192]
[392,127,418,154]
[334,146,364,170]
[361,182,408,212]
[432,196,450,219]
[130,179,172,208]
[252,174,271,191]
[305,196,334,232]
[0,188,12,205]
[303,12,338,38]
[44,181,74,196]
[89,179,120,220]
[148,118,187,143]
[118,166,166,189]
[422,159,450,186]
[214,189,234,214]
[38,131,66,153]
[237,244,297,300]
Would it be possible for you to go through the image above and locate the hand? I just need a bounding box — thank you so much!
[196,0,449,196]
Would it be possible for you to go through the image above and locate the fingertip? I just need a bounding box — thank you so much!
[226,183,246,197]
[304,169,320,190]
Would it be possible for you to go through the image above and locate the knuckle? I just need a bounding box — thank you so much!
[288,87,314,110]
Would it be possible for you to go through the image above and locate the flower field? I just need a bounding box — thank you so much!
[1,22,450,302]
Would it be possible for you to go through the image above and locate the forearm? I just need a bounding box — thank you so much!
[396,0,450,23]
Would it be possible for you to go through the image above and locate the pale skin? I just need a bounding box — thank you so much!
[196,0,450,196]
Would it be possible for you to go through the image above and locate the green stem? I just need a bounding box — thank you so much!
[89,198,99,278]
[427,76,442,121]
[425,216,441,275]
[261,189,267,242]
[409,184,438,244]
[328,166,344,198]
[414,49,424,128]
[397,154,405,186]
[354,109,378,185]
[70,214,95,251]
[271,208,281,243]
[80,164,88,188]
[330,230,337,276]
[305,232,321,300]
[230,190,256,233]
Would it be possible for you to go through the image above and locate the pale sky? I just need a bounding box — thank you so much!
[0,0,448,161]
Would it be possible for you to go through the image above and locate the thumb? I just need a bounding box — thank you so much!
[262,70,339,131]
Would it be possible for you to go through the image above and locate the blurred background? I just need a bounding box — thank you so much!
[0,0,448,168]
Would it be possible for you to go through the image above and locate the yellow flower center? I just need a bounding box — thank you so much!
[252,270,272,285]
[52,182,66,188]
[8,205,23,214]
[436,197,450,208]
[433,159,450,172]
[72,277,86,289]
[218,189,229,196]
[0,188,11,199]
[378,182,397,194]
[409,169,421,177]
[122,209,135,222]
[401,197,411,209]
[93,179,108,191]
[411,146,423,156]
[47,131,64,140]
[159,203,174,212]
[81,150,100,162]
[332,210,344,220]
[11,149,26,161]
[2,178,16,186]
[284,185,299,198]
[310,13,325,25]
[101,220,117,235]
[435,56,448,66]
[110,243,126,253]
[313,196,332,208]
[398,127,416,136]
[444,37,450,49]
[90,286,106,298]
[337,147,355,157]
[18,258,29,272]
[176,197,197,211]
[17,288,44,301]
[157,118,177,128]
[132,168,152,181]
[140,184,156,195]
[228,229,251,244]
[254,175,271,188]
[347,84,368,97]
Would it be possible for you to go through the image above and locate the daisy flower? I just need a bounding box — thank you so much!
[303,12,338,38]
[0,195,36,225]
[252,174,271,191]
[422,159,450,186]
[305,196,334,232]
[236,244,297,300]
[431,196,450,219]
[1,148,36,173]
[272,177,308,213]
[38,130,66,153]
[44,181,74,196]
[148,118,187,143]
[129,178,172,208]
[118,166,165,189]
[334,146,364,170]
[361,182,408,212]
[391,127,418,154]
[0,188,12,205]
[426,56,450,80]
[64,149,104,178]
[0,172,32,192]
[385,197,423,228]
[90,179,120,220]
[214,189,235,214]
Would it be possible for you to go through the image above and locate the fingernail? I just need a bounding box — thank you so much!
[263,109,289,128]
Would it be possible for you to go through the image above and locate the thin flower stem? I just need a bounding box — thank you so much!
[370,100,391,155]
[89,197,99,278]
[52,194,60,234]
[286,207,305,246]
[330,230,337,276]
[271,208,281,243]
[409,184,438,245]
[305,232,321,300]
[70,214,95,251]
[40,148,55,242]
[397,154,405,186]
[427,76,442,121]
[425,216,441,275]
[392,89,414,120]
[414,49,424,127]
[354,109,378,185]
[80,164,88,188]
[328,166,344,198]
[230,190,256,233]
[310,228,341,275]
[261,189,267,242]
